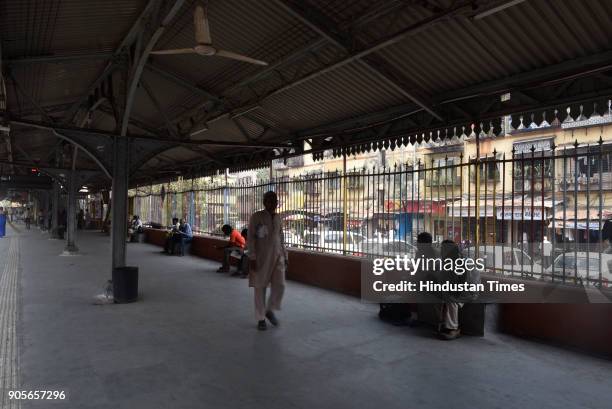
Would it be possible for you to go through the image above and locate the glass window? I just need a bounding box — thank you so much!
[430,157,459,185]
[515,250,532,265]
[484,251,496,268]
[554,255,574,269]
[324,232,340,244]
[304,233,320,246]
[576,257,600,274]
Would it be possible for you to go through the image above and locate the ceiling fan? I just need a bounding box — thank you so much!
[151,1,268,66]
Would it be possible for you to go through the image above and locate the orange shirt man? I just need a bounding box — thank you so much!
[218,224,246,273]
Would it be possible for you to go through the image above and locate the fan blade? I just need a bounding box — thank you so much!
[216,50,268,66]
[194,2,212,45]
[150,48,197,55]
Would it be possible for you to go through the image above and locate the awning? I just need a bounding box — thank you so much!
[555,220,603,230]
[553,208,612,220]
[445,196,562,219]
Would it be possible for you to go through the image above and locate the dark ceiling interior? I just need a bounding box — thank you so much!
[1,0,611,189]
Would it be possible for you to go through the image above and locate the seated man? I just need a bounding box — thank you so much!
[128,215,143,242]
[164,218,180,254]
[234,228,249,278]
[216,224,246,273]
[172,218,193,256]
[434,239,464,341]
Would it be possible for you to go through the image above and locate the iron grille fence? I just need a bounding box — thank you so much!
[131,142,612,288]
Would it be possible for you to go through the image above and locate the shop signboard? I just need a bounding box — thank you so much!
[496,208,545,220]
[447,207,493,218]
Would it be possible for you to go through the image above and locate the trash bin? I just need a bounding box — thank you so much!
[112,266,139,303]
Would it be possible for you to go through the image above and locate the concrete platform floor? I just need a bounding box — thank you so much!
[4,226,612,409]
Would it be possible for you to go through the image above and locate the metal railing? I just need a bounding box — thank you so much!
[131,141,612,288]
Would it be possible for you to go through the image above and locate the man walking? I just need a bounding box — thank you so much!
[248,191,287,331]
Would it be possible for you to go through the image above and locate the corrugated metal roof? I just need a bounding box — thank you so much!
[261,60,405,130]
[373,0,612,96]
[2,0,611,182]
[9,60,106,112]
[1,0,147,56]
[152,0,316,95]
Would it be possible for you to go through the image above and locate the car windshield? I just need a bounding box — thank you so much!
[554,255,604,273]
[303,233,320,246]
[324,233,340,244]
[382,242,414,254]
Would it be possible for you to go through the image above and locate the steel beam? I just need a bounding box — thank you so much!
[5,53,114,65]
[8,72,54,122]
[13,102,75,118]
[168,0,412,126]
[11,117,288,148]
[232,117,251,142]
[121,0,185,137]
[98,105,161,136]
[0,159,98,172]
[145,64,221,104]
[436,49,612,103]
[177,0,469,128]
[126,132,289,148]
[264,2,471,99]
[271,0,442,120]
[62,0,161,125]
[141,77,178,137]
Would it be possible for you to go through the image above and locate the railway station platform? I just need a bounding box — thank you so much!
[2,224,612,409]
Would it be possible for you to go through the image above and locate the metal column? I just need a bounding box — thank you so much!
[111,136,129,269]
[64,147,79,253]
[50,181,61,238]
[43,190,49,230]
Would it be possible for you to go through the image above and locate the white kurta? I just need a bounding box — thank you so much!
[247,210,287,288]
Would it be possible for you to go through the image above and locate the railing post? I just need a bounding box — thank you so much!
[475,131,481,257]
[223,169,229,225]
[342,153,348,255]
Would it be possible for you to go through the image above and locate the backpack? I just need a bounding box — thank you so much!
[378,303,413,325]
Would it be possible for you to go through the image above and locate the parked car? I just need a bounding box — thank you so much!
[361,239,416,258]
[302,230,365,255]
[465,245,543,279]
[283,231,303,248]
[545,252,612,287]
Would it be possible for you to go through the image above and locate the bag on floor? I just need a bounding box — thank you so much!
[378,303,412,325]
[93,280,114,305]
[458,303,486,336]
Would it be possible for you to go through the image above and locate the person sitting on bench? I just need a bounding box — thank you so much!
[172,218,193,256]
[217,224,246,273]
[128,215,143,242]
[435,239,465,341]
[164,218,180,254]
[233,228,249,278]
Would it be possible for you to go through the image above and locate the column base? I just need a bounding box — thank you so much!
[49,228,64,240]
[61,245,79,256]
